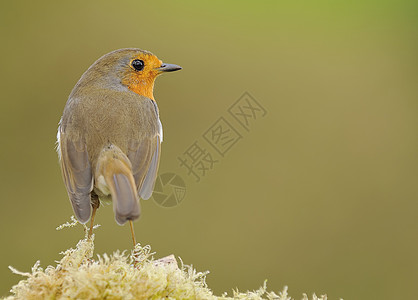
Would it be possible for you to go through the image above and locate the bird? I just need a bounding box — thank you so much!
[56,48,181,245]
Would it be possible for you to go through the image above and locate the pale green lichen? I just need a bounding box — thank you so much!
[4,218,329,300]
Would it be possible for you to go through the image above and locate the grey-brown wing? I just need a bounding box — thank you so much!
[58,126,93,223]
[139,135,161,199]
[127,98,162,200]
[127,135,161,200]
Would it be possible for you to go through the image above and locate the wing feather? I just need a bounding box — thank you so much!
[139,136,161,199]
[127,138,153,191]
[127,101,162,200]
[58,126,93,223]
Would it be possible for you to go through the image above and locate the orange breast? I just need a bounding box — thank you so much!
[123,75,156,100]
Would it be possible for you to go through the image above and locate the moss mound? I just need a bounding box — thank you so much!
[4,218,328,300]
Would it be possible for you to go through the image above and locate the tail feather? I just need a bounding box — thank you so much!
[110,173,140,225]
[96,144,140,225]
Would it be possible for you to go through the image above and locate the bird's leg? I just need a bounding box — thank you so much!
[129,220,137,246]
[88,193,100,238]
[88,207,97,238]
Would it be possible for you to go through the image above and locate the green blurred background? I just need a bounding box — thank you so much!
[1,1,417,299]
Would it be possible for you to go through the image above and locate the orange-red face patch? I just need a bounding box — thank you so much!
[122,54,163,100]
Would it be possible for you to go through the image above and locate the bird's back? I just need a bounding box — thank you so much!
[61,85,160,171]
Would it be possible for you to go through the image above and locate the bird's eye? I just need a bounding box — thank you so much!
[131,59,144,71]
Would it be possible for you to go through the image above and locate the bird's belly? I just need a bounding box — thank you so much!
[94,176,113,205]
[96,175,111,196]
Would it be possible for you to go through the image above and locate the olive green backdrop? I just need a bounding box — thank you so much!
[1,1,417,299]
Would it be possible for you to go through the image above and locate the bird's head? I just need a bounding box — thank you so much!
[81,48,181,100]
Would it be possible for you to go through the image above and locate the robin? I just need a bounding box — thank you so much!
[57,48,181,245]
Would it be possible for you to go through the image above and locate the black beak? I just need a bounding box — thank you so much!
[156,63,182,72]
